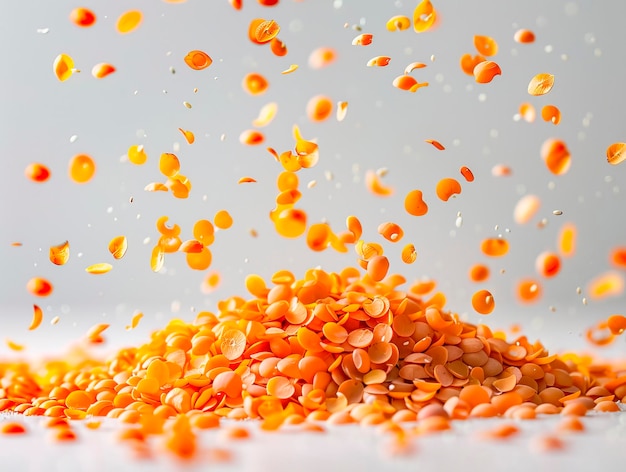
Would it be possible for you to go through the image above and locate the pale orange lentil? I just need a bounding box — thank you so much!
[514,194,541,224]
[606,142,626,165]
[514,29,535,44]
[587,271,624,300]
[25,163,51,182]
[403,62,426,75]
[53,53,75,82]
[367,56,391,67]
[243,73,269,95]
[610,246,626,268]
[413,0,437,33]
[178,128,195,144]
[401,244,417,264]
[365,170,394,197]
[254,19,280,43]
[460,166,474,182]
[606,314,626,335]
[519,102,536,122]
[306,95,333,122]
[270,37,288,57]
[473,61,501,83]
[541,105,561,125]
[214,210,233,230]
[460,53,486,75]
[528,73,555,96]
[393,75,428,92]
[69,7,96,27]
[91,63,116,79]
[184,50,212,70]
[28,304,43,330]
[127,144,147,165]
[517,279,542,303]
[306,223,331,252]
[116,10,143,34]
[377,222,404,243]
[351,33,373,46]
[1,423,26,434]
[308,47,337,69]
[239,129,265,146]
[404,189,428,216]
[557,222,576,257]
[473,35,498,56]
[535,251,561,278]
[69,154,96,183]
[469,264,490,282]
[386,15,411,31]
[273,208,307,238]
[480,238,509,257]
[85,263,113,275]
[471,290,495,314]
[27,277,53,297]
[108,236,128,260]
[425,139,445,150]
[435,178,461,201]
[367,255,390,282]
[186,247,212,270]
[49,240,70,265]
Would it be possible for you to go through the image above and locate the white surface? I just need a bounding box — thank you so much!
[1,413,625,472]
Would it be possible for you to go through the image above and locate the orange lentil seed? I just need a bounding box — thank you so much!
[517,279,542,303]
[514,29,535,43]
[69,7,96,27]
[606,142,626,166]
[116,10,143,34]
[541,138,571,175]
[528,73,555,96]
[214,210,233,230]
[184,50,212,70]
[27,277,53,297]
[308,47,337,69]
[541,105,561,125]
[91,63,116,79]
[535,251,561,278]
[413,0,437,33]
[435,178,461,202]
[49,240,70,265]
[25,163,51,182]
[127,145,147,165]
[53,54,75,82]
[469,264,490,283]
[306,95,333,122]
[471,290,495,315]
[460,166,474,182]
[473,35,498,56]
[473,61,501,83]
[69,154,96,183]
[514,194,541,225]
[29,304,44,330]
[481,238,509,257]
[460,54,486,75]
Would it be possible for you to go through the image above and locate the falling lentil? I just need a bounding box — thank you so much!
[69,7,96,27]
[116,10,143,34]
[24,163,51,182]
[68,154,96,183]
[184,50,212,70]
[49,241,70,265]
[528,73,555,96]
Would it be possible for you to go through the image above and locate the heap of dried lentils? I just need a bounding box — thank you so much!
[2,267,626,456]
[4,0,626,461]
